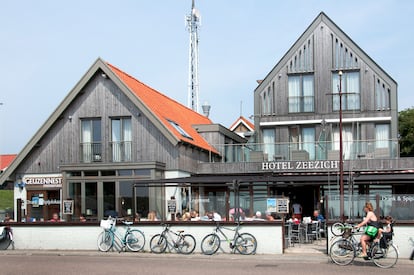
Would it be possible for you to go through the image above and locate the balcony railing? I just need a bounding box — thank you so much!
[80,142,102,163]
[110,141,132,162]
[210,139,399,163]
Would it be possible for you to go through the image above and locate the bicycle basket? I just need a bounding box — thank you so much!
[100,219,113,230]
[342,227,352,238]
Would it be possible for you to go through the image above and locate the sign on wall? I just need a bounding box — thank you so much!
[63,200,74,215]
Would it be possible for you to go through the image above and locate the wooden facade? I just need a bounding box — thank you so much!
[253,12,398,150]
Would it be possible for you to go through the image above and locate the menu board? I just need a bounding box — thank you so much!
[276,198,289,214]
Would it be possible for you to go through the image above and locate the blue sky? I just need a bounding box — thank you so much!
[0,0,412,154]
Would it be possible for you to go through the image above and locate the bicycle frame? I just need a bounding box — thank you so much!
[212,222,242,250]
[160,225,185,251]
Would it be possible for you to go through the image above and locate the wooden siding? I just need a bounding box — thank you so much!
[12,73,209,176]
[254,15,398,144]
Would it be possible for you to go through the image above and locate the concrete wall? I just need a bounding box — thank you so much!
[9,223,283,254]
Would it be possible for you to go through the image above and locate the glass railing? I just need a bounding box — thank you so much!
[210,139,399,163]
[325,193,414,221]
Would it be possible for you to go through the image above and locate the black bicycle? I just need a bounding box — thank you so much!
[0,225,13,250]
[150,224,196,254]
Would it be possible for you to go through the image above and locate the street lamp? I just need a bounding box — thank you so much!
[338,71,344,222]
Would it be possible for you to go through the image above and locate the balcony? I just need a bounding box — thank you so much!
[208,139,399,163]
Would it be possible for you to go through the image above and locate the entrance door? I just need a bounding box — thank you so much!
[271,185,320,218]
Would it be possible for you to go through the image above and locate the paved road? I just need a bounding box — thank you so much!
[0,250,412,275]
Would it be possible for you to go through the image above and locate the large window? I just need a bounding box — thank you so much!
[81,119,102,162]
[288,74,314,113]
[111,117,132,162]
[332,125,357,160]
[263,128,275,161]
[332,71,360,111]
[376,124,390,148]
[289,126,315,160]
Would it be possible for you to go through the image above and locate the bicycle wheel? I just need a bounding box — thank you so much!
[329,238,355,266]
[97,230,114,252]
[372,243,398,268]
[201,233,220,255]
[126,230,145,252]
[331,222,345,236]
[0,234,12,250]
[178,234,196,254]
[150,234,167,254]
[235,233,257,255]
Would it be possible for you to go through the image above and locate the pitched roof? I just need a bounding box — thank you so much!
[107,63,218,154]
[255,12,397,93]
[0,58,219,186]
[229,116,255,132]
[0,154,16,171]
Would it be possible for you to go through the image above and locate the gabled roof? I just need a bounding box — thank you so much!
[0,154,16,171]
[0,58,218,185]
[107,63,218,153]
[229,116,255,132]
[255,11,397,93]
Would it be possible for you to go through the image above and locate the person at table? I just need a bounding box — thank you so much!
[355,202,379,258]
[49,213,61,222]
[312,210,325,222]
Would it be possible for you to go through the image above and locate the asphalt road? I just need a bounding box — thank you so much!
[0,251,412,275]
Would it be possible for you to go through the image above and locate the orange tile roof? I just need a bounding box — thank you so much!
[0,154,17,170]
[107,63,218,154]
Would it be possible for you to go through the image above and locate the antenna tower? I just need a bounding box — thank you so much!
[186,0,201,112]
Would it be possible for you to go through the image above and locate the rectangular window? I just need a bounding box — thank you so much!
[111,117,132,162]
[376,124,390,149]
[288,74,314,113]
[81,119,102,162]
[332,71,360,111]
[263,128,275,161]
[332,125,356,160]
[289,126,315,160]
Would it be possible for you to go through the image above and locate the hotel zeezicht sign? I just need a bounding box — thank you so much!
[261,160,340,171]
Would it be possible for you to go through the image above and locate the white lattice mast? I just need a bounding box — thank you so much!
[186,0,201,112]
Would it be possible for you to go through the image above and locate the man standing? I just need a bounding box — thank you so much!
[291,202,302,221]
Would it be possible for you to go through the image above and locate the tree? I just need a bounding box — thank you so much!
[399,107,414,157]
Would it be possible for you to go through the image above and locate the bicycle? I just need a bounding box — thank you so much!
[97,217,145,252]
[0,225,13,250]
[200,221,257,255]
[149,224,196,254]
[329,224,398,268]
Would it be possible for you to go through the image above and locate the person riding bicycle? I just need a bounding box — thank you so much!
[355,202,379,258]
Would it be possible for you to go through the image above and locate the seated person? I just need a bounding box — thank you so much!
[49,213,61,222]
[376,215,393,243]
[312,210,325,222]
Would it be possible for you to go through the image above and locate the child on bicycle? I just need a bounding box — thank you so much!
[376,215,393,245]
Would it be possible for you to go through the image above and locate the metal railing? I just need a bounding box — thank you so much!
[80,142,102,163]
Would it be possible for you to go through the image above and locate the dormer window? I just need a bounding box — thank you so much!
[168,120,193,140]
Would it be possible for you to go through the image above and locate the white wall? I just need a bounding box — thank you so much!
[10,223,283,254]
